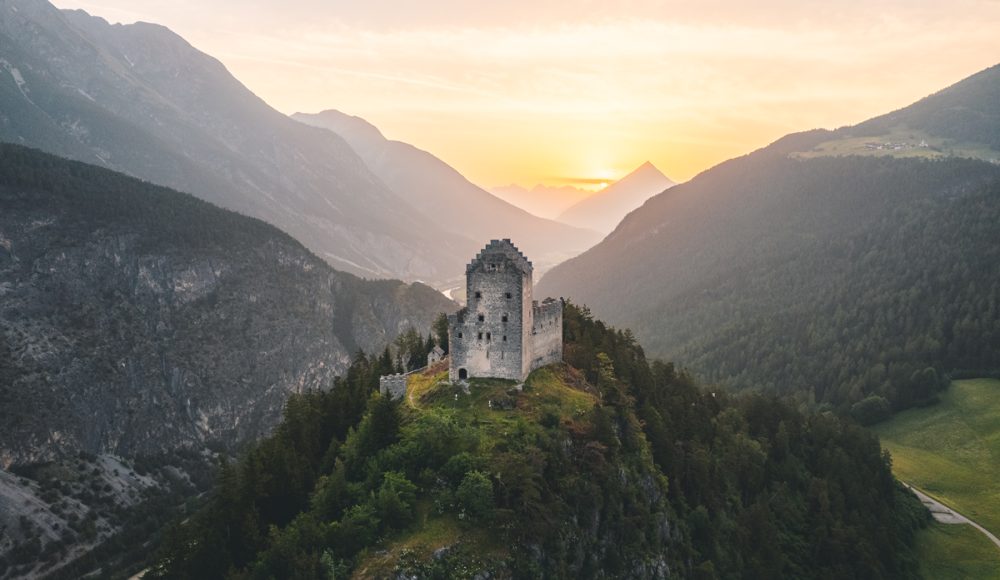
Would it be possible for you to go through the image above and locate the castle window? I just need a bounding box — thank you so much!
[503,335,507,342]
[502,315,508,323]
[475,291,481,299]
[458,332,463,338]
[486,332,491,341]
[478,314,485,322]
[505,292,512,299]
[478,332,483,340]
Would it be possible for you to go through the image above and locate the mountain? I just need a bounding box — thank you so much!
[490,182,593,219]
[849,62,1000,150]
[0,0,478,282]
[555,161,676,233]
[0,143,456,468]
[291,110,602,278]
[537,65,1000,415]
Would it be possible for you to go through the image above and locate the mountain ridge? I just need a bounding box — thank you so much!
[291,109,603,278]
[537,64,1000,414]
[0,0,478,282]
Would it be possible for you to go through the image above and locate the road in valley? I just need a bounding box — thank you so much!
[904,483,1000,548]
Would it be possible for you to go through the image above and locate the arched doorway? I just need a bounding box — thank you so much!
[458,368,468,379]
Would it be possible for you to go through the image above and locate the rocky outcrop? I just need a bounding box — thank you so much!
[0,145,457,467]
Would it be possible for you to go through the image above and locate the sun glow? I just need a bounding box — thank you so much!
[51,0,1000,186]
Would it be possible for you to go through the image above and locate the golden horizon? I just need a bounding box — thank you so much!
[52,0,1000,187]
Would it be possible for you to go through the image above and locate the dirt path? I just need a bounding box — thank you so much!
[905,483,1000,549]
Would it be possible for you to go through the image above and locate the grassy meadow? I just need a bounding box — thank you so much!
[873,379,1000,576]
[874,379,1000,534]
[915,520,1000,580]
[790,127,1000,163]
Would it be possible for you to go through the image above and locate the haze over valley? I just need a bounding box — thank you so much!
[2,0,1000,578]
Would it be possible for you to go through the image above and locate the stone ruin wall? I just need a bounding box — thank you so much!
[530,299,563,372]
[379,373,408,401]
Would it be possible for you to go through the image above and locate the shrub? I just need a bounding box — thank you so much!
[851,395,892,426]
[456,471,494,520]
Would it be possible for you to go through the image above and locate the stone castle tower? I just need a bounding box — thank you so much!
[448,239,562,382]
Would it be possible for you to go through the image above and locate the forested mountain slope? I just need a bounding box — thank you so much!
[143,302,929,580]
[0,143,456,467]
[537,129,1000,413]
[0,0,477,281]
[292,110,601,274]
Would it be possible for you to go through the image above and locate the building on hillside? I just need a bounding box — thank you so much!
[448,239,563,382]
[428,345,445,366]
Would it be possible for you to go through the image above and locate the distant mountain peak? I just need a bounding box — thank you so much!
[554,161,676,233]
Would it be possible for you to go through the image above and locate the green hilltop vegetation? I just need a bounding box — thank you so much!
[143,302,930,580]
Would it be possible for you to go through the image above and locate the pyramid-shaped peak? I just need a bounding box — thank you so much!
[619,161,671,183]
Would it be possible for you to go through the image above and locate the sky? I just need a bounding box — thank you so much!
[52,0,1000,189]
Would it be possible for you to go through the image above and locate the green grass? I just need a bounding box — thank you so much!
[874,379,1000,577]
[873,379,1000,536]
[914,520,1000,580]
[410,363,597,425]
[789,127,1000,163]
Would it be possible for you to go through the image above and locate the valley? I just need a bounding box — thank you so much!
[0,0,999,576]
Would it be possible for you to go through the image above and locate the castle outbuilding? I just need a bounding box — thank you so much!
[448,239,563,382]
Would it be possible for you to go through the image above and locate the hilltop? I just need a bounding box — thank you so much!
[138,302,928,580]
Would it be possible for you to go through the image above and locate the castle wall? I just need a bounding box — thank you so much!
[530,299,563,372]
[379,373,409,400]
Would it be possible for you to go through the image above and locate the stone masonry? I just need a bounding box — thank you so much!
[448,239,562,382]
[379,373,409,401]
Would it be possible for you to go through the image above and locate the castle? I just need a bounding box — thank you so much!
[448,239,563,382]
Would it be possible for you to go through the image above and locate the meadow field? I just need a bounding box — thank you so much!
[874,379,1000,578]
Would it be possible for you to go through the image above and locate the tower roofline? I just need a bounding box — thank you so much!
[466,238,533,275]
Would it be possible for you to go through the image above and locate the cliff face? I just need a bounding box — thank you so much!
[0,144,457,467]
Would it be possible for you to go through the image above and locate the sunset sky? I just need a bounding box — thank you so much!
[53,0,1000,189]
